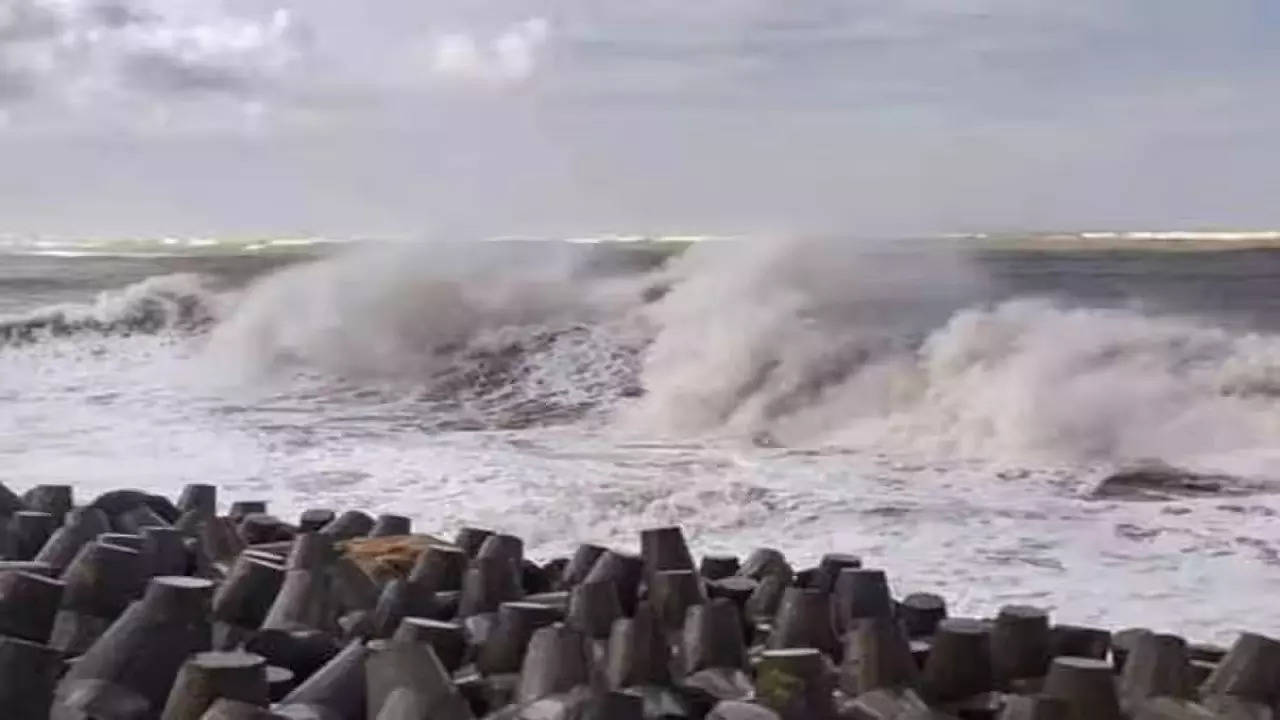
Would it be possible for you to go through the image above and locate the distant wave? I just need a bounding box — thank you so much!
[0,274,223,346]
[0,235,353,258]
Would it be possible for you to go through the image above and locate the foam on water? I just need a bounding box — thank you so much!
[4,237,1280,641]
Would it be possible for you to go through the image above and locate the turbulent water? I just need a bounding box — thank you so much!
[4,237,1280,642]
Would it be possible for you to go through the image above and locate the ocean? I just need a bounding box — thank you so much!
[3,236,1280,643]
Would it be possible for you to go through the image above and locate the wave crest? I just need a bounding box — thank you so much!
[0,273,223,347]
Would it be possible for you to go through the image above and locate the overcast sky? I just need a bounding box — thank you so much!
[1,0,1277,237]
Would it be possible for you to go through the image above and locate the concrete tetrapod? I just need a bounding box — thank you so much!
[161,650,270,720]
[318,511,374,541]
[556,544,606,590]
[177,484,218,517]
[261,568,333,633]
[583,550,644,617]
[454,527,493,558]
[22,483,73,523]
[0,568,64,642]
[7,510,58,560]
[767,586,840,660]
[744,573,789,625]
[478,600,563,675]
[814,553,862,593]
[1200,632,1280,705]
[682,598,748,676]
[833,568,894,634]
[213,554,286,629]
[52,540,147,653]
[840,614,920,696]
[921,618,994,704]
[277,639,370,720]
[369,514,412,538]
[566,579,622,640]
[457,555,524,619]
[57,576,215,717]
[1049,625,1111,661]
[298,510,335,534]
[649,569,706,637]
[35,506,111,572]
[0,634,64,718]
[1041,656,1123,720]
[515,623,591,705]
[392,616,468,672]
[406,544,467,616]
[755,648,835,720]
[366,640,472,720]
[991,605,1052,688]
[698,555,741,581]
[1119,631,1193,713]
[605,605,671,689]
[898,593,948,639]
[738,548,792,582]
[640,526,696,581]
[200,698,287,719]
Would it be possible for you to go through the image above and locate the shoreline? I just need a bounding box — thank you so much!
[1,480,1273,719]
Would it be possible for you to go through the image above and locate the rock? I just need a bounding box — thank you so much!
[1090,464,1277,501]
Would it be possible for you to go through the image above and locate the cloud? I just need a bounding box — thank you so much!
[430,18,550,84]
[0,0,306,110]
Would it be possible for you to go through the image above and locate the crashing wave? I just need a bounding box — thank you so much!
[0,273,222,347]
[16,237,1280,475]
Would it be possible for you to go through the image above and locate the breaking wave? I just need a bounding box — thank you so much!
[0,273,223,346]
[12,239,1280,471]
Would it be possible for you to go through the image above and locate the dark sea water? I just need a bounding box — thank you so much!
[3,239,1280,642]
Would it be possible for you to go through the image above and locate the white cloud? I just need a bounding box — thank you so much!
[0,0,306,113]
[430,18,549,84]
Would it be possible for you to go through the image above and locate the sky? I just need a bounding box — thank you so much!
[0,0,1278,238]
